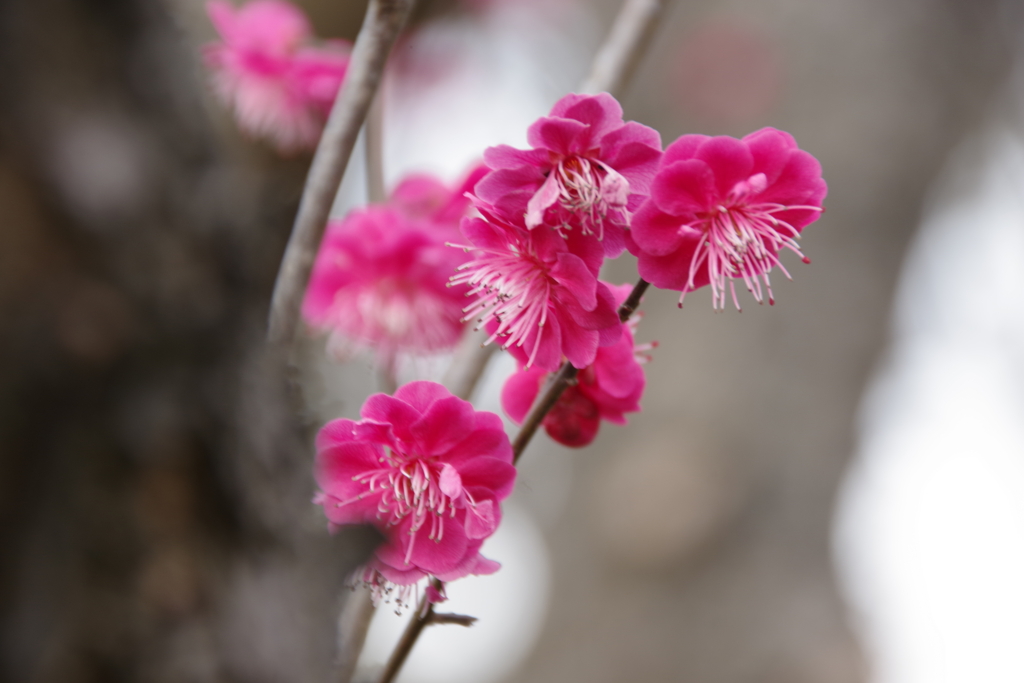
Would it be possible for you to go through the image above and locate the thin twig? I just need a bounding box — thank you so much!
[442,329,498,401]
[511,278,649,464]
[366,89,386,205]
[370,0,668,675]
[581,0,668,97]
[617,278,650,323]
[267,0,416,346]
[377,580,443,683]
[334,587,376,683]
[511,362,578,465]
[429,612,478,627]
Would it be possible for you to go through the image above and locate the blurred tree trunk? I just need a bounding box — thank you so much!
[0,1,373,681]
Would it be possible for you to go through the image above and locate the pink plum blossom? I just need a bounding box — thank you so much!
[475,93,662,256]
[500,283,652,447]
[450,206,622,372]
[629,127,826,309]
[388,163,489,229]
[314,381,516,601]
[302,200,471,369]
[203,0,350,151]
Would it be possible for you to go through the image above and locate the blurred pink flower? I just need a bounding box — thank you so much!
[500,283,651,447]
[674,19,782,124]
[389,163,488,228]
[203,0,350,151]
[629,128,826,309]
[314,381,516,600]
[451,207,621,371]
[302,201,470,369]
[476,93,662,256]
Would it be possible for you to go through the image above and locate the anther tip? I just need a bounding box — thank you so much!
[802,257,811,264]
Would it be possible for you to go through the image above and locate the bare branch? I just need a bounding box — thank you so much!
[377,580,442,683]
[429,612,478,627]
[334,587,376,683]
[442,329,498,401]
[366,90,387,205]
[510,278,648,465]
[581,0,669,98]
[267,0,416,346]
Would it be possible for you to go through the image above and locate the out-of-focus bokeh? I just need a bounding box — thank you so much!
[1,0,1022,682]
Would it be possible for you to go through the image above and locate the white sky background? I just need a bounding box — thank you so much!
[833,93,1024,682]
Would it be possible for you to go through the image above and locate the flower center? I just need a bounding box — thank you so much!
[449,241,554,368]
[680,173,819,310]
[339,451,457,565]
[328,278,460,365]
[527,156,630,239]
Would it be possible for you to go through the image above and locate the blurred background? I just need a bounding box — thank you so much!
[1,0,1023,682]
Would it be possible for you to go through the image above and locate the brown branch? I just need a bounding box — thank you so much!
[267,0,416,346]
[368,0,668,675]
[511,278,648,465]
[429,612,478,627]
[580,0,669,98]
[377,580,441,683]
[334,587,376,683]
[365,90,386,205]
[511,362,579,465]
[442,329,499,401]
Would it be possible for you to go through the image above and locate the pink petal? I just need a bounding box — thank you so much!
[483,144,550,171]
[525,172,562,229]
[593,338,644,399]
[628,201,688,257]
[526,117,589,156]
[547,92,591,118]
[559,93,623,145]
[409,395,475,454]
[393,380,454,413]
[744,127,797,185]
[475,165,545,207]
[471,410,506,435]
[694,136,754,198]
[554,306,600,369]
[636,233,710,292]
[650,159,714,216]
[442,427,514,466]
[439,463,463,499]
[542,385,601,447]
[551,252,598,310]
[389,174,450,219]
[456,458,517,500]
[425,584,447,603]
[663,134,711,166]
[314,418,358,450]
[372,559,427,586]
[432,548,498,582]
[464,499,496,539]
[468,555,501,576]
[501,367,547,424]
[360,394,419,438]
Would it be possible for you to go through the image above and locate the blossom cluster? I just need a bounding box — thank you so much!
[203,0,351,151]
[315,382,515,604]
[304,90,825,599]
[303,168,485,374]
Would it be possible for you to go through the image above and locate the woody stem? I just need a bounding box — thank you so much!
[512,277,648,464]
[267,0,416,347]
[377,579,442,683]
